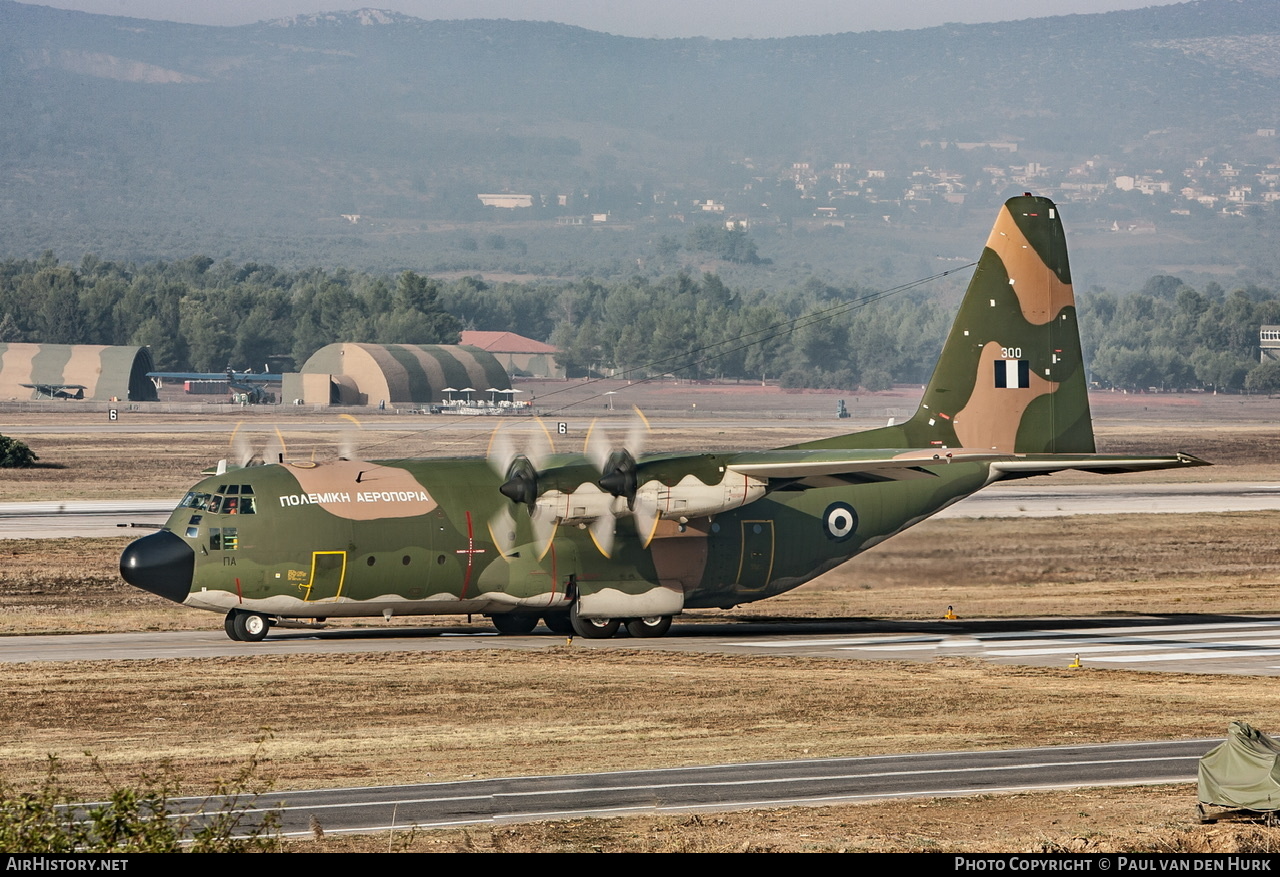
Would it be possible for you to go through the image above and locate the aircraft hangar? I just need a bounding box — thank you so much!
[0,343,157,402]
[283,342,512,407]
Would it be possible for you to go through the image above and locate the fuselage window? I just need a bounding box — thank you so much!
[222,527,238,551]
[209,528,221,551]
[240,496,256,515]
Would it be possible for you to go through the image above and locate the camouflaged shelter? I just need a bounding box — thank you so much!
[285,343,511,406]
[0,343,157,401]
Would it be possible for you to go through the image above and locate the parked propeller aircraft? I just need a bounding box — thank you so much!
[121,194,1208,642]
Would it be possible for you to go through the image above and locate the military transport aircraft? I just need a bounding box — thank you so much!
[120,194,1208,642]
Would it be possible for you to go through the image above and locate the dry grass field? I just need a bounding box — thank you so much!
[2,651,1279,852]
[4,391,1280,851]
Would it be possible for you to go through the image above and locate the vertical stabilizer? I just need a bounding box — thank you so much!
[907,194,1093,453]
[793,194,1094,454]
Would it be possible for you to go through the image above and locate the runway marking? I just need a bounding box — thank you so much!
[1090,650,1280,663]
[732,620,1280,652]
[729,620,1280,670]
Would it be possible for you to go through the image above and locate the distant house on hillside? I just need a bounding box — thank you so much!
[1260,326,1280,363]
[477,194,534,209]
[460,331,563,379]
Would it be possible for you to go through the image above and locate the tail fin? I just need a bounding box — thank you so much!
[907,193,1092,453]
[798,194,1094,454]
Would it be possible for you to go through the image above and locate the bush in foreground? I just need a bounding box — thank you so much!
[0,434,37,467]
[0,755,279,853]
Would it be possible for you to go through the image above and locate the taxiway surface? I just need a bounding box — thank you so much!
[6,616,1280,676]
[186,739,1212,834]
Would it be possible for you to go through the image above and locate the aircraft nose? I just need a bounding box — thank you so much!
[120,530,194,603]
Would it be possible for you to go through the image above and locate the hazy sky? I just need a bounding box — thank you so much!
[21,0,1190,38]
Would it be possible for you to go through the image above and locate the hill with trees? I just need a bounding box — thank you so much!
[1,0,1279,290]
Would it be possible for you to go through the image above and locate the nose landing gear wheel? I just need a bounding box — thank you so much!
[231,610,271,642]
[625,615,672,638]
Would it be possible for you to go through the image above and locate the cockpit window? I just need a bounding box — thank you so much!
[179,492,213,511]
[183,486,257,515]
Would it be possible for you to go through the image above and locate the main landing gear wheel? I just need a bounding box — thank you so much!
[625,615,672,638]
[231,611,271,643]
[224,610,242,641]
[569,603,619,639]
[491,613,539,635]
[542,612,574,635]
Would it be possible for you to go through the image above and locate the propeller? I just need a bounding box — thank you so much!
[214,420,358,476]
[230,423,255,468]
[487,421,556,557]
[586,408,649,508]
[337,414,363,460]
[584,408,660,552]
[225,423,287,468]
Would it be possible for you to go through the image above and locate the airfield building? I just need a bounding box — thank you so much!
[1261,326,1280,362]
[0,343,157,401]
[459,330,564,379]
[283,343,511,407]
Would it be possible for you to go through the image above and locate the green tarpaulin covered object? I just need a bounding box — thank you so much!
[1198,722,1280,811]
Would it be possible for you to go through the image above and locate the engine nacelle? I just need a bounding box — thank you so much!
[637,472,767,521]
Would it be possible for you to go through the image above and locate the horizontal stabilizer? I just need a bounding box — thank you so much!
[990,453,1210,478]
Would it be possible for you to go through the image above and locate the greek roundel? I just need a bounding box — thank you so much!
[994,359,1030,389]
[822,502,858,542]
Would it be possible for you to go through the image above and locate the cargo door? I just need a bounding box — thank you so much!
[305,551,347,601]
[736,520,775,592]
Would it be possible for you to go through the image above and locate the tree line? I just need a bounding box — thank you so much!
[1,253,1278,393]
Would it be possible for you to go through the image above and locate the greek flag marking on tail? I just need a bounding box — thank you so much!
[994,359,1030,389]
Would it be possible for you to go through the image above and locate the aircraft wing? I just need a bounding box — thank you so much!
[723,448,1209,489]
[726,447,1011,487]
[148,372,282,383]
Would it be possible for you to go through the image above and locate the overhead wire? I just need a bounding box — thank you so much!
[349,261,977,461]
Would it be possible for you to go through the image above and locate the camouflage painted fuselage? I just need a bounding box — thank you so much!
[122,195,1208,634]
[165,453,992,620]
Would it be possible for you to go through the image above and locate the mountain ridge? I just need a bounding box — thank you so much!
[1,0,1278,288]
